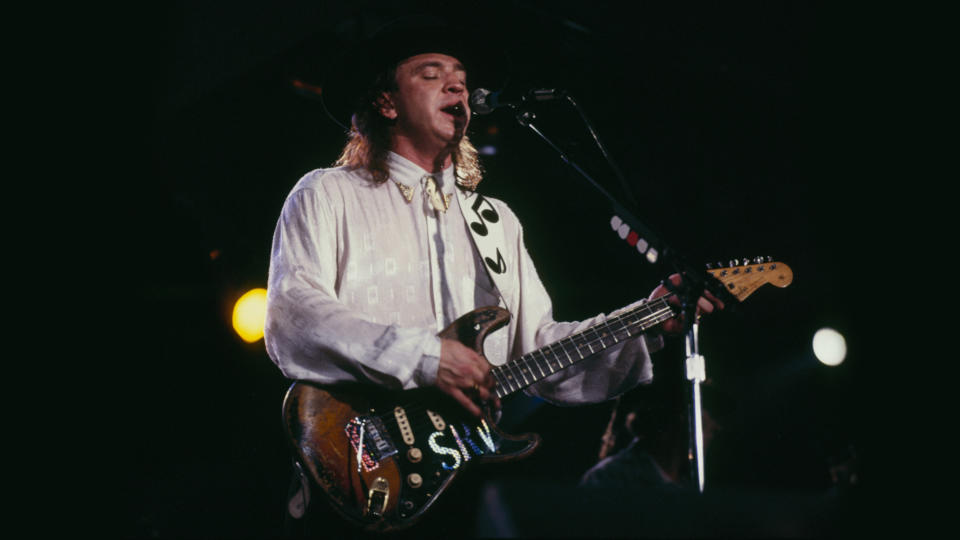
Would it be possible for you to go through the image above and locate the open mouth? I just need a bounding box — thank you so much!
[440,102,466,119]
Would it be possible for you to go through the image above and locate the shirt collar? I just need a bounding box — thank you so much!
[386,151,455,190]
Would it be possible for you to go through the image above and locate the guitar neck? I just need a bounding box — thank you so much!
[491,296,676,398]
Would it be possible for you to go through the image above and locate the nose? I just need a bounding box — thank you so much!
[445,74,465,95]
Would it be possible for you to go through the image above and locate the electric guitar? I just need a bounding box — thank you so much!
[282,260,793,532]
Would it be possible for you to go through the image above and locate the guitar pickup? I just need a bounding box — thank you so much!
[394,406,415,445]
[346,416,398,472]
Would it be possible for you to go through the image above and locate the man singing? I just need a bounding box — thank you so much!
[264,15,723,536]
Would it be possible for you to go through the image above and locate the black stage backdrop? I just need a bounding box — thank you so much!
[111,1,906,537]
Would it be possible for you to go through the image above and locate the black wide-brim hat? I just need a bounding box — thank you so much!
[320,14,510,131]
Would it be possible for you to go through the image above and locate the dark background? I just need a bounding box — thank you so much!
[118,1,893,537]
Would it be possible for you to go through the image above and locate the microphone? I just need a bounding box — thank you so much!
[469,87,567,115]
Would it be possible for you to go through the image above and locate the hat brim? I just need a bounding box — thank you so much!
[319,15,509,131]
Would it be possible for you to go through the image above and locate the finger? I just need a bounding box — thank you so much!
[469,366,489,388]
[451,388,482,417]
[456,363,486,388]
[697,296,715,314]
[703,289,725,310]
[468,375,494,400]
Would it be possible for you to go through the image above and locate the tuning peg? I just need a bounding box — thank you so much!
[766,255,773,263]
[742,257,750,266]
[705,262,713,269]
[753,256,763,264]
[729,259,737,267]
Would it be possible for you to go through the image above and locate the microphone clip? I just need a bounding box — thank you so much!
[469,87,567,116]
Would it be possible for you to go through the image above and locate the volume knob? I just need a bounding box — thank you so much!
[407,447,423,463]
[407,473,423,489]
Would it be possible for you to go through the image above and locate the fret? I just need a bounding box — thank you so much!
[531,353,546,378]
[490,366,502,385]
[593,326,609,351]
[617,315,635,331]
[497,366,517,393]
[490,368,508,394]
[534,349,551,374]
[506,361,525,389]
[613,316,639,341]
[567,334,583,360]
[526,356,541,382]
[544,349,557,374]
[516,358,531,385]
[566,341,581,363]
[545,342,566,367]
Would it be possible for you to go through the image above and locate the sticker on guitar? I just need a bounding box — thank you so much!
[345,416,398,473]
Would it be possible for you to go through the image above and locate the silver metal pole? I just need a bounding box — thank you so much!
[684,319,706,493]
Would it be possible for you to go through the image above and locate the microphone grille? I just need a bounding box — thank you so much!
[470,88,494,115]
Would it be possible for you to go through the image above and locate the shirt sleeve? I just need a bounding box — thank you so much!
[507,217,660,406]
[264,178,440,390]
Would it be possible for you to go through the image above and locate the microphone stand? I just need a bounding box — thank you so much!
[680,272,708,493]
[505,98,724,494]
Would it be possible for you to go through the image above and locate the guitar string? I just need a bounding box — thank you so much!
[495,312,674,397]
[362,293,680,427]
[350,307,678,460]
[373,294,678,424]
[491,293,677,396]
[358,311,661,452]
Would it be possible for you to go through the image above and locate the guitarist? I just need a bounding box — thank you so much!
[265,15,724,536]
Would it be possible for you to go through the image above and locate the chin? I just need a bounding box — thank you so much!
[434,131,463,147]
[438,121,467,143]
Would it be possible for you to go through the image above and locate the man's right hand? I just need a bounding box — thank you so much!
[436,338,500,417]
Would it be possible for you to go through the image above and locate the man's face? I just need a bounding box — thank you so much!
[380,53,470,149]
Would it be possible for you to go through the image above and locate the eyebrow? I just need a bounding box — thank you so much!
[414,60,466,74]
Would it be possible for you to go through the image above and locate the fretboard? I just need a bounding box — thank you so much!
[490,296,677,398]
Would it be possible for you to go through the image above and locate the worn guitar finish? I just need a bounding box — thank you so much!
[283,261,793,532]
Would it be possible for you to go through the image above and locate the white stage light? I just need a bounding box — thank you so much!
[813,327,846,366]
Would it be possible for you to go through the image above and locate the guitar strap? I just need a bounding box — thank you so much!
[455,187,512,312]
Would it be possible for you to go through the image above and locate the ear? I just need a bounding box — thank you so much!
[376,91,398,120]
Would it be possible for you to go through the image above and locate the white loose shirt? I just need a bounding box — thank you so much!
[264,152,659,405]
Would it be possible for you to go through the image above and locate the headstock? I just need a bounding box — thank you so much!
[705,256,793,302]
